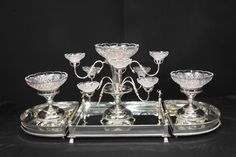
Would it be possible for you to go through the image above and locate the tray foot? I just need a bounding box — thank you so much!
[69,138,74,144]
[164,137,169,143]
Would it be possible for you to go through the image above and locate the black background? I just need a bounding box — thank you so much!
[1,0,236,106]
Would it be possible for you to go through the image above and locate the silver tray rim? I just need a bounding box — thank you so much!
[20,100,221,138]
[172,120,221,136]
[21,125,67,137]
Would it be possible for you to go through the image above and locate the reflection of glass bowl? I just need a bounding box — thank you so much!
[65,53,85,64]
[25,71,68,92]
[133,66,151,77]
[77,81,99,93]
[170,70,213,90]
[149,51,168,63]
[108,59,132,69]
[95,43,139,60]
[137,77,159,89]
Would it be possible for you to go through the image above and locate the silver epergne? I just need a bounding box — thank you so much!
[65,43,168,125]
[170,70,214,126]
[21,43,221,141]
[25,71,68,123]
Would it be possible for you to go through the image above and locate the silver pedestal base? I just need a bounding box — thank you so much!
[37,105,65,121]
[175,89,207,127]
[20,101,79,137]
[101,104,135,125]
[176,104,206,126]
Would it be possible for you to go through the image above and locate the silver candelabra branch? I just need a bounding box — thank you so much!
[65,43,168,125]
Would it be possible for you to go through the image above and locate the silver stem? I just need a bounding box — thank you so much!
[110,66,122,93]
[43,93,56,112]
[186,92,197,110]
[180,89,202,113]
[82,94,93,122]
[96,82,113,105]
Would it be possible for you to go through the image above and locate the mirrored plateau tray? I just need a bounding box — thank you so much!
[20,101,79,137]
[20,100,221,142]
[68,101,167,138]
[67,100,221,143]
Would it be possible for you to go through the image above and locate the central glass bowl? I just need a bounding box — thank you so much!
[95,43,139,60]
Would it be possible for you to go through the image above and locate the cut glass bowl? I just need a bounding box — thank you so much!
[108,59,132,69]
[65,53,85,64]
[77,81,99,93]
[137,77,159,89]
[95,43,139,60]
[82,66,100,76]
[170,70,213,90]
[133,66,151,77]
[149,51,169,63]
[25,71,68,92]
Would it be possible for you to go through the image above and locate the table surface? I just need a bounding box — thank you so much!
[0,97,236,157]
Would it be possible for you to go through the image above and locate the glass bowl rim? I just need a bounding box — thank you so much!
[170,70,214,80]
[25,71,68,84]
[95,43,139,48]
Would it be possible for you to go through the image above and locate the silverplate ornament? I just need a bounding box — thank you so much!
[170,70,214,127]
[20,43,221,142]
[25,71,68,125]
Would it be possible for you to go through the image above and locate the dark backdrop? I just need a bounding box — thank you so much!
[1,0,236,106]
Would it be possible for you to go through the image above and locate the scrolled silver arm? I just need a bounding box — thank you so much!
[122,77,150,102]
[73,60,105,79]
[130,60,160,77]
[121,76,141,90]
[98,76,113,89]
